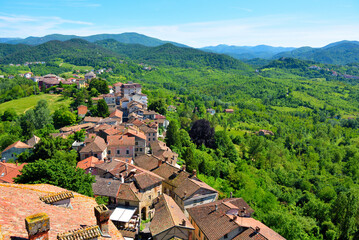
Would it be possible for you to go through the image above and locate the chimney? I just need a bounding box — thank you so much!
[192,169,197,177]
[125,163,128,171]
[181,165,186,172]
[182,219,186,226]
[230,192,233,198]
[184,191,187,199]
[25,213,50,240]
[15,160,18,166]
[94,204,110,237]
[158,159,163,167]
[255,226,260,233]
[120,173,124,183]
[215,204,218,211]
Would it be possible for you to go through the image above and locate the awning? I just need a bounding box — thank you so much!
[110,206,137,223]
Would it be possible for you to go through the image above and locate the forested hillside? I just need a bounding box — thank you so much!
[274,41,359,65]
[1,39,359,240]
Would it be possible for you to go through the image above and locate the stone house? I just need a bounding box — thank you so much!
[1,141,32,162]
[79,136,107,160]
[150,194,194,240]
[187,198,286,240]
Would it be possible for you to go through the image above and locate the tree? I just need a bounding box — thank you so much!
[96,99,109,118]
[88,79,109,94]
[149,99,167,115]
[165,120,180,148]
[2,108,18,121]
[15,153,95,196]
[189,119,215,148]
[20,110,36,139]
[34,99,52,129]
[53,108,77,129]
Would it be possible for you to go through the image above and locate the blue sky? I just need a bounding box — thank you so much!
[0,0,358,47]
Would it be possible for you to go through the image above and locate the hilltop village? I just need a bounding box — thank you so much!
[0,71,285,240]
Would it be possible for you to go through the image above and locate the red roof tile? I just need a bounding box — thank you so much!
[0,183,124,240]
[77,105,88,115]
[76,156,104,170]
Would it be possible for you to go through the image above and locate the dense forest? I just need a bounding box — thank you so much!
[1,39,359,240]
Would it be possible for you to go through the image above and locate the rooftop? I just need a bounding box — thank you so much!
[150,194,194,236]
[0,183,123,240]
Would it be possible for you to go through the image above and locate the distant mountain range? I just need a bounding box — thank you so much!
[202,41,359,65]
[200,44,296,60]
[0,32,188,47]
[273,41,359,65]
[1,32,359,65]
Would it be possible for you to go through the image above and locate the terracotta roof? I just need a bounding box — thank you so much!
[77,156,104,170]
[94,124,112,133]
[1,141,32,154]
[125,129,146,140]
[232,227,268,240]
[128,119,145,127]
[150,194,194,236]
[78,105,88,115]
[85,72,96,77]
[27,135,41,147]
[92,177,122,198]
[96,159,163,190]
[187,198,255,240]
[113,82,123,86]
[174,178,217,200]
[103,127,121,136]
[0,163,27,183]
[60,123,95,133]
[143,110,158,115]
[152,162,186,186]
[155,114,166,119]
[134,154,161,171]
[79,136,107,153]
[57,225,101,240]
[0,183,123,240]
[109,109,123,119]
[83,116,103,123]
[231,217,285,240]
[139,125,157,134]
[134,172,162,189]
[117,183,140,202]
[108,135,135,147]
[40,191,74,204]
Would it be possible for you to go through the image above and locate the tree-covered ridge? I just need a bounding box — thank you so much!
[96,39,253,71]
[274,41,359,65]
[0,39,120,66]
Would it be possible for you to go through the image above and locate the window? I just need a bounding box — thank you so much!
[136,148,138,151]
[140,148,142,152]
[199,231,201,238]
[125,201,129,206]
[153,133,156,136]
[135,142,138,145]
[108,150,111,154]
[153,138,155,141]
[148,138,150,141]
[117,150,120,154]
[94,154,98,158]
[149,195,151,200]
[126,150,130,154]
[224,234,228,239]
[158,191,160,197]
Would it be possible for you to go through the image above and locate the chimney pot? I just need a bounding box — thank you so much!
[182,219,186,226]
[255,226,260,233]
[192,169,197,177]
[25,213,50,240]
[215,204,218,211]
[94,204,110,236]
[158,159,163,167]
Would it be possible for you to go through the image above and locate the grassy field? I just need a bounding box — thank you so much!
[0,94,71,114]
